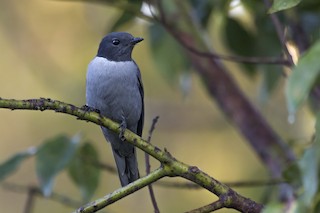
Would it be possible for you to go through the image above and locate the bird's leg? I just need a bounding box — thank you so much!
[119,115,127,141]
[81,105,100,113]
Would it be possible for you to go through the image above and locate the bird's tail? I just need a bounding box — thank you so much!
[112,147,140,186]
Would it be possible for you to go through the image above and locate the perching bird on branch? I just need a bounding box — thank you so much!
[86,32,144,186]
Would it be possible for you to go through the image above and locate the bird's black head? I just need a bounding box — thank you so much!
[97,32,143,62]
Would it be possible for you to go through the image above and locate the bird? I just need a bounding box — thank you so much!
[86,32,144,186]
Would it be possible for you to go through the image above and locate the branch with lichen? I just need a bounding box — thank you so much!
[0,98,263,213]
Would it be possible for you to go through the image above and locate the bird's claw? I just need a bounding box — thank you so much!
[81,105,100,113]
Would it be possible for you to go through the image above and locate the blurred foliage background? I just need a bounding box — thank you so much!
[0,0,318,212]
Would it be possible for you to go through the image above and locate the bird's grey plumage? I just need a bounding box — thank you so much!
[86,32,144,186]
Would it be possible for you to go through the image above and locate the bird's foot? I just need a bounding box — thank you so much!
[81,105,100,113]
[119,116,127,141]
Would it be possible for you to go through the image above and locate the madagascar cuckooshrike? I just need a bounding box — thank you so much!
[86,32,144,186]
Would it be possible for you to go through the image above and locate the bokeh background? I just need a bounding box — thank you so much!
[0,1,315,212]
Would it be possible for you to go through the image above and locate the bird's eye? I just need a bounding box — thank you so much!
[112,39,120,45]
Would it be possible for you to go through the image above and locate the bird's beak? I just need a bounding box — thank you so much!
[131,37,144,45]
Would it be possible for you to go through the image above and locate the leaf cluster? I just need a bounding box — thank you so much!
[0,134,100,203]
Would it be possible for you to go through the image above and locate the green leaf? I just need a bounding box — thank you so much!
[148,23,191,84]
[299,148,319,206]
[296,113,320,209]
[269,0,302,13]
[68,142,100,202]
[262,202,285,213]
[190,0,224,27]
[250,9,284,97]
[0,148,35,181]
[110,0,142,31]
[298,0,320,11]
[315,112,320,144]
[111,12,136,31]
[224,18,255,57]
[223,17,256,76]
[285,40,320,121]
[314,200,320,213]
[259,67,282,101]
[36,134,80,197]
[282,162,301,187]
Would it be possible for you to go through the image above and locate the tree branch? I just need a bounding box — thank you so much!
[0,98,263,213]
[185,200,224,213]
[75,167,167,213]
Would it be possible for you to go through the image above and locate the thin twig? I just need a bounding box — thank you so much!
[156,178,286,189]
[182,50,290,66]
[185,200,224,213]
[147,116,160,144]
[263,0,294,66]
[76,167,167,213]
[24,187,36,213]
[156,181,200,189]
[170,25,290,66]
[94,161,117,173]
[226,179,286,187]
[80,155,117,174]
[1,182,82,208]
[145,116,160,213]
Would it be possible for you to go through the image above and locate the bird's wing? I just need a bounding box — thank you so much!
[136,65,144,137]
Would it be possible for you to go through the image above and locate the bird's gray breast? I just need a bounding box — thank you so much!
[86,57,142,128]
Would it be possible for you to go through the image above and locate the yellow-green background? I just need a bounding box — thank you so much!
[0,1,314,212]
